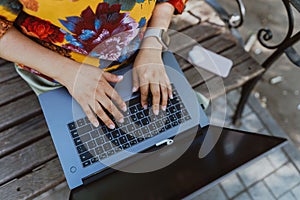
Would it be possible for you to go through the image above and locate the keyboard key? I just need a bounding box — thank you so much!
[88,140,97,149]
[68,122,76,130]
[70,130,79,138]
[114,147,123,153]
[141,118,150,126]
[165,124,172,130]
[130,139,138,146]
[130,114,138,122]
[126,124,135,132]
[184,115,191,121]
[83,160,91,167]
[129,106,138,114]
[137,137,145,142]
[126,133,135,141]
[80,152,93,162]
[74,138,82,146]
[91,157,98,163]
[95,146,104,155]
[77,145,87,154]
[111,130,120,138]
[77,124,92,135]
[101,126,109,134]
[107,150,115,156]
[119,136,128,145]
[141,126,149,134]
[80,133,91,143]
[176,112,183,119]
[169,106,177,113]
[136,112,145,119]
[169,114,177,122]
[148,124,156,131]
[90,130,99,138]
[122,143,130,149]
[172,121,179,127]
[104,133,113,141]
[76,119,85,127]
[99,153,107,160]
[95,137,105,145]
[133,130,142,137]
[111,139,120,147]
[103,143,112,151]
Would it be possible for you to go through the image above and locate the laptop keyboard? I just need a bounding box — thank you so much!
[67,86,191,168]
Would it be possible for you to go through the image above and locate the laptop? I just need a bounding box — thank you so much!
[38,51,210,189]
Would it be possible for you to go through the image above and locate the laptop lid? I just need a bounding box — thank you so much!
[69,125,287,200]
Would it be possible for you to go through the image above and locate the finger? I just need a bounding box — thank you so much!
[150,83,160,115]
[100,95,124,124]
[92,101,116,129]
[140,80,149,109]
[160,82,168,111]
[166,77,173,99]
[132,68,139,93]
[82,105,99,127]
[103,72,123,83]
[105,86,127,112]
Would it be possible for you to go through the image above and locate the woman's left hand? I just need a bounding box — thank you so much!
[132,48,173,115]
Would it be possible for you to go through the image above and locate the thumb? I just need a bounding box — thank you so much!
[103,72,123,83]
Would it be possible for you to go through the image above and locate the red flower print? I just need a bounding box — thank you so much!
[21,16,65,43]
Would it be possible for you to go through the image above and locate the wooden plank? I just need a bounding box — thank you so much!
[195,58,264,99]
[0,77,33,106]
[0,61,19,83]
[169,24,223,53]
[200,34,236,53]
[0,114,48,158]
[0,158,65,200]
[220,45,251,67]
[0,136,57,186]
[0,93,41,132]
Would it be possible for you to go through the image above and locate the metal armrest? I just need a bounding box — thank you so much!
[205,0,246,45]
[205,0,245,28]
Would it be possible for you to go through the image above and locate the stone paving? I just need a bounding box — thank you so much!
[191,90,300,200]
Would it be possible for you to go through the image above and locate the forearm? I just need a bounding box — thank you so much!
[0,27,78,86]
[141,2,174,49]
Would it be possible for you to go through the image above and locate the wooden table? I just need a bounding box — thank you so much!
[0,2,264,199]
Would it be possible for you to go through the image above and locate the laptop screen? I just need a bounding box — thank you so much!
[70,125,287,200]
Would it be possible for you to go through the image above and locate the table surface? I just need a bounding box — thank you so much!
[0,3,264,199]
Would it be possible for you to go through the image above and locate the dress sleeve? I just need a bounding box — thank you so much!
[0,0,23,38]
[156,0,188,14]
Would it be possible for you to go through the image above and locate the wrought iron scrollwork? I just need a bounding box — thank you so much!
[257,0,295,50]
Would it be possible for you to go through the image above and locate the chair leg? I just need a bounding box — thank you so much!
[232,76,261,126]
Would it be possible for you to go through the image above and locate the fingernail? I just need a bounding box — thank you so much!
[122,105,127,112]
[117,75,123,80]
[119,118,124,123]
[93,120,99,127]
[143,105,148,109]
[170,94,174,99]
[154,109,159,115]
[132,86,138,93]
[109,124,115,129]
[162,106,166,111]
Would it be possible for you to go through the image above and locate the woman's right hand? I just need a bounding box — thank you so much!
[62,64,127,129]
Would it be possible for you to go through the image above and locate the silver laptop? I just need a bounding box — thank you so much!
[38,52,209,189]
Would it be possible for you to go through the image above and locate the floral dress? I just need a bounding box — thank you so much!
[0,0,187,83]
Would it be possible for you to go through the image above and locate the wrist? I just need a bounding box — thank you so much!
[140,37,163,51]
